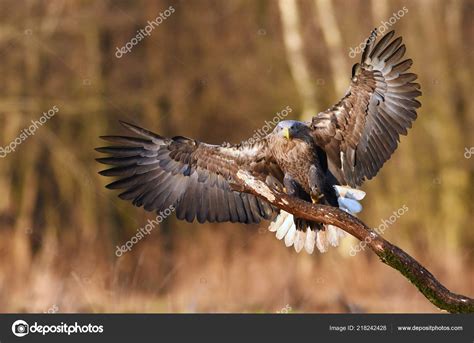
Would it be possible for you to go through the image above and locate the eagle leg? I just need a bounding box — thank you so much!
[283,174,321,232]
[308,165,326,201]
[282,175,300,197]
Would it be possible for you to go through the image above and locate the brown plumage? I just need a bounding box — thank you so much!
[97,30,421,251]
[97,124,280,224]
[311,30,421,186]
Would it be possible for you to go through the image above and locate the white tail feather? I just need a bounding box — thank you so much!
[337,228,346,238]
[316,230,329,253]
[269,211,288,232]
[294,230,305,253]
[276,213,294,240]
[326,225,340,247]
[305,228,316,254]
[284,224,297,247]
[268,186,365,254]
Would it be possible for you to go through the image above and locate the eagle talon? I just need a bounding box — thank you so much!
[310,193,325,203]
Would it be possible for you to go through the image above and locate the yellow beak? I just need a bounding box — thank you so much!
[282,127,291,140]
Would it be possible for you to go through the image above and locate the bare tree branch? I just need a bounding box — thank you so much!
[233,170,474,313]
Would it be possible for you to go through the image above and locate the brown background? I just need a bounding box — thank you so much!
[0,0,472,312]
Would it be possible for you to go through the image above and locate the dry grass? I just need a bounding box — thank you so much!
[1,222,472,313]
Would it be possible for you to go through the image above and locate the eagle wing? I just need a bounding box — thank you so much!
[310,30,421,187]
[96,121,282,224]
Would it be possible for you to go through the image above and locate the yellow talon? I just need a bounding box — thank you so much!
[311,193,325,203]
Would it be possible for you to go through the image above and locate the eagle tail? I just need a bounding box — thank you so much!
[268,185,365,254]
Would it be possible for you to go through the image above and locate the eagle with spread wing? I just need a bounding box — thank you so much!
[97,30,421,254]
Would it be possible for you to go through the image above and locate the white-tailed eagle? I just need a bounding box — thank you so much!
[97,30,421,254]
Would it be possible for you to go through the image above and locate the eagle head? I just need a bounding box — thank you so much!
[273,120,309,141]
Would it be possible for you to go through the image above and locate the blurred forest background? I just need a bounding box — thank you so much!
[0,0,473,313]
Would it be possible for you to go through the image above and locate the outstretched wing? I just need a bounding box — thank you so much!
[311,30,421,187]
[96,121,282,224]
